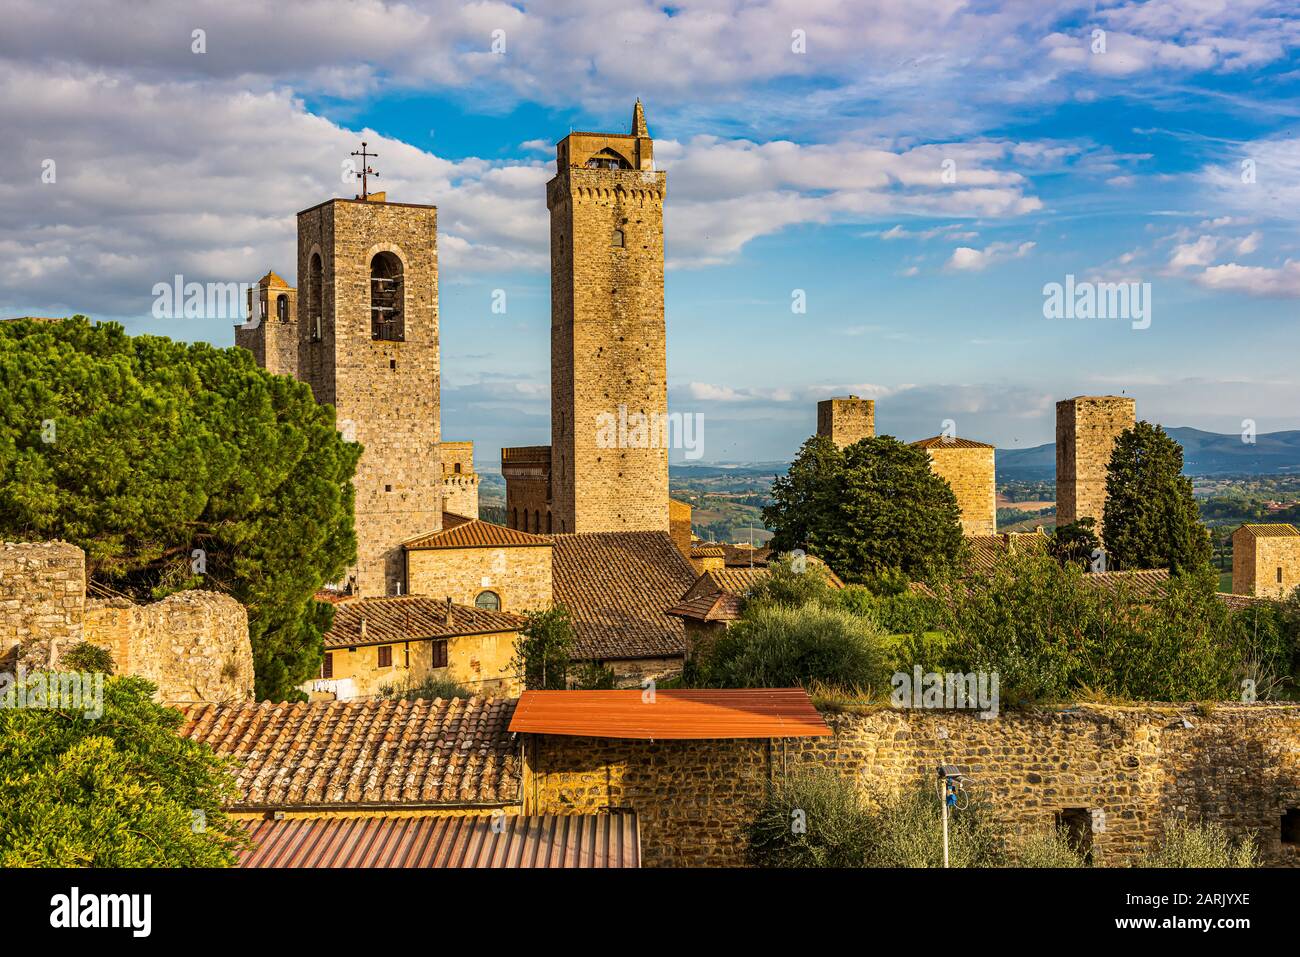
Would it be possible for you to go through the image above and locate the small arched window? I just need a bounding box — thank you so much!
[612,229,625,248]
[475,590,501,611]
[533,510,541,533]
[511,507,518,529]
[454,462,462,473]
[308,252,323,341]
[370,251,404,341]
[276,294,289,323]
[546,512,552,533]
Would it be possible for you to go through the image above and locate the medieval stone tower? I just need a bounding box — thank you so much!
[1232,524,1300,598]
[235,271,298,377]
[547,100,669,534]
[911,435,996,536]
[817,396,875,448]
[296,196,442,596]
[1056,395,1135,536]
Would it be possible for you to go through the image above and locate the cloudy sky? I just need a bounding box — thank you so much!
[5,0,1300,463]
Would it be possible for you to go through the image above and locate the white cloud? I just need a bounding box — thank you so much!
[946,240,1036,271]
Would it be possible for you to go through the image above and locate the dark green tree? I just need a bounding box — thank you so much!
[0,675,249,866]
[512,605,576,689]
[0,317,360,699]
[1049,517,1102,570]
[1102,421,1211,574]
[764,435,964,583]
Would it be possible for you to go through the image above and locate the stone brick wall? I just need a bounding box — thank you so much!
[236,281,298,377]
[669,498,693,559]
[0,541,84,658]
[406,543,553,613]
[548,126,669,536]
[1232,527,1300,597]
[85,591,254,704]
[1056,395,1135,535]
[311,630,522,700]
[606,656,683,688]
[297,198,443,596]
[525,704,1300,868]
[925,444,996,536]
[817,397,875,448]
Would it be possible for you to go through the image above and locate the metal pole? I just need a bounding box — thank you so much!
[940,777,950,868]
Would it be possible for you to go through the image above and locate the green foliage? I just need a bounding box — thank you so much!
[748,771,1007,868]
[0,317,360,700]
[1006,827,1089,867]
[927,555,1285,704]
[1141,820,1257,868]
[744,553,839,608]
[60,641,115,675]
[1103,422,1212,574]
[692,601,890,691]
[1050,518,1102,570]
[764,435,965,583]
[512,605,575,690]
[837,585,943,638]
[0,675,248,866]
[380,674,473,701]
[570,662,617,690]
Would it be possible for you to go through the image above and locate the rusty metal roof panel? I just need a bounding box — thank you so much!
[508,688,830,739]
[239,812,639,868]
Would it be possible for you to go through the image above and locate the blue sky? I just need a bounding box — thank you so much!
[4,0,1300,463]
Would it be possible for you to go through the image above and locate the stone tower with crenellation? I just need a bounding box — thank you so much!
[817,396,875,448]
[1056,395,1135,537]
[296,196,442,596]
[543,100,669,535]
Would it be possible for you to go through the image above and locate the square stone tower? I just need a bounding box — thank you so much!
[548,100,668,534]
[1232,524,1300,598]
[817,396,875,448]
[912,436,996,536]
[1056,395,1135,534]
[234,270,298,377]
[296,197,441,596]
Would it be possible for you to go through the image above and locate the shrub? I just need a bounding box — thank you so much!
[380,675,473,701]
[1141,820,1257,868]
[570,662,616,689]
[746,769,877,867]
[745,553,840,609]
[59,641,114,675]
[693,602,890,691]
[1006,827,1088,867]
[866,784,1006,867]
[511,605,575,690]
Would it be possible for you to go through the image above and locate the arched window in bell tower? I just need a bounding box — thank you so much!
[370,251,404,342]
[276,293,289,323]
[308,253,323,341]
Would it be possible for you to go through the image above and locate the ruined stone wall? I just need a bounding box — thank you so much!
[926,444,996,536]
[525,704,1300,868]
[605,656,683,688]
[406,544,553,614]
[0,541,84,658]
[1056,395,1135,535]
[298,198,442,596]
[817,397,875,448]
[549,152,669,535]
[85,591,254,704]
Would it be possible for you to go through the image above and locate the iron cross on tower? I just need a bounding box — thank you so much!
[351,142,379,199]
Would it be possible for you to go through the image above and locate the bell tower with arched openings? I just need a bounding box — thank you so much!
[296,194,442,597]
[546,98,669,534]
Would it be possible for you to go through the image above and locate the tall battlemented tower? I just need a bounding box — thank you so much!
[296,195,442,596]
[1056,395,1135,536]
[547,99,669,534]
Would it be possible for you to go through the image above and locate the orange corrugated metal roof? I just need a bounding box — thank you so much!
[508,688,830,739]
[239,812,639,868]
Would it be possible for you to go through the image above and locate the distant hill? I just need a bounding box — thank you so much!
[997,428,1300,482]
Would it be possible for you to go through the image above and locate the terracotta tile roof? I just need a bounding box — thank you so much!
[1218,591,1276,611]
[405,512,553,550]
[966,532,1050,572]
[1237,523,1300,538]
[1082,568,1170,598]
[665,591,745,622]
[551,531,698,661]
[509,688,831,739]
[322,596,525,648]
[179,697,520,810]
[722,543,772,567]
[691,544,726,558]
[239,811,640,868]
[911,435,995,450]
[257,269,290,288]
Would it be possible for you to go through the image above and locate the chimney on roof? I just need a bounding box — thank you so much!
[359,618,367,640]
[444,596,453,627]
